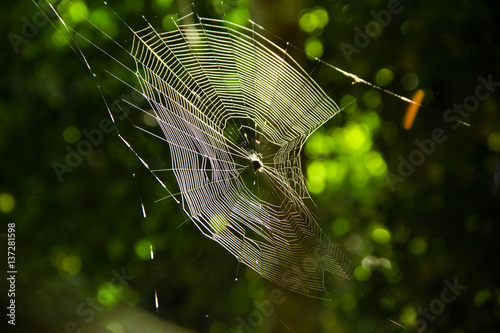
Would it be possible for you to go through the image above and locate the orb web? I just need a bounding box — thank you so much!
[48,4,355,297]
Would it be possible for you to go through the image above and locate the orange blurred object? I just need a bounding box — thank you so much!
[403,89,425,130]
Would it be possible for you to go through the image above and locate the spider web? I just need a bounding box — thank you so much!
[130,13,354,296]
[49,4,358,298]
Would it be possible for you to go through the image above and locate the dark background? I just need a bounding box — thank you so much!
[1,0,500,332]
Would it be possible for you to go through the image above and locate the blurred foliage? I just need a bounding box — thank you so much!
[1,0,500,332]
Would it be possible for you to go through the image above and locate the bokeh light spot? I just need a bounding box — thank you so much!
[106,322,124,333]
[134,239,151,260]
[487,132,500,152]
[305,132,325,158]
[154,0,173,9]
[324,161,347,189]
[375,68,394,86]
[365,151,387,176]
[97,284,120,306]
[379,297,395,312]
[88,150,107,169]
[63,126,81,144]
[380,121,399,144]
[107,239,125,259]
[332,217,350,236]
[354,265,372,281]
[299,7,329,33]
[409,237,427,256]
[0,193,15,213]
[162,14,177,31]
[299,13,315,33]
[209,213,228,234]
[400,20,412,35]
[344,124,369,151]
[307,161,326,193]
[69,1,89,23]
[225,8,250,26]
[400,305,417,326]
[371,228,391,243]
[341,293,358,312]
[363,90,382,108]
[401,72,419,91]
[62,255,82,275]
[312,7,329,27]
[474,290,491,307]
[51,30,68,48]
[318,310,336,329]
[90,8,119,38]
[363,111,381,131]
[340,94,358,113]
[465,214,480,232]
[305,37,324,59]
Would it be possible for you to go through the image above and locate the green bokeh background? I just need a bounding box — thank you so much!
[1,0,500,332]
